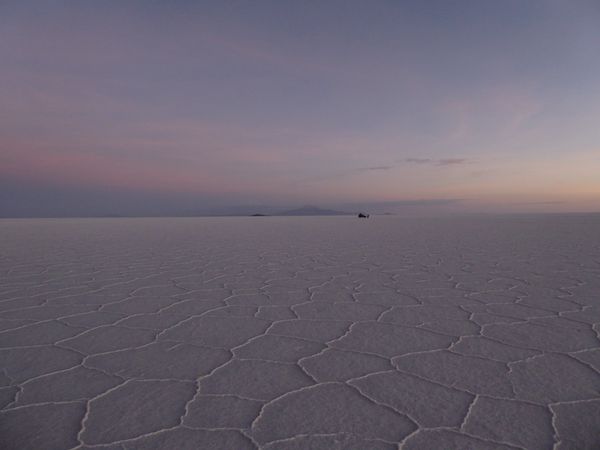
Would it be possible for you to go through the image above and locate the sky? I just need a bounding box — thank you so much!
[1,0,600,217]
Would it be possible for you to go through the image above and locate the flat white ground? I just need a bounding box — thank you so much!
[0,216,598,450]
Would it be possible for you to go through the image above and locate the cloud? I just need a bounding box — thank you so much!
[402,157,469,166]
[404,158,432,164]
[512,201,567,205]
[342,198,462,210]
[356,165,394,171]
[438,158,467,166]
[353,159,469,173]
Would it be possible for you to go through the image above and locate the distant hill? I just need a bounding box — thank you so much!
[174,204,355,217]
[278,205,353,216]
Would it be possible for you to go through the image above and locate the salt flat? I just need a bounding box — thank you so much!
[0,215,599,450]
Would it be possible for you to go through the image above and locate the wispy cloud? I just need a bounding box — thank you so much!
[356,165,394,172]
[402,158,469,167]
[354,159,469,173]
[512,201,567,206]
[377,199,463,207]
[404,158,432,164]
[438,158,467,166]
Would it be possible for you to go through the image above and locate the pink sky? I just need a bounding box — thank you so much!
[1,1,599,216]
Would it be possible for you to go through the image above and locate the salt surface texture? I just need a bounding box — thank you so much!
[0,216,599,449]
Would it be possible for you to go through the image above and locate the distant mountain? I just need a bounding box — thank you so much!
[180,205,282,217]
[175,204,354,217]
[278,205,352,216]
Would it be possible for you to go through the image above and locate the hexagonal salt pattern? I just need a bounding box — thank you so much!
[0,216,599,449]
